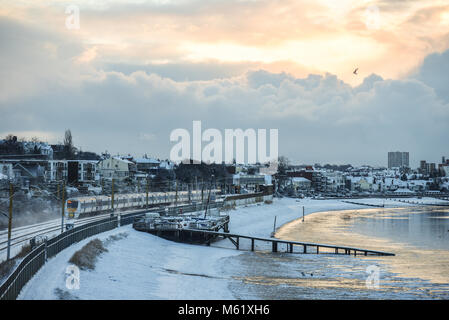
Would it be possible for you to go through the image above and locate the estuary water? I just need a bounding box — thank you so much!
[224,206,449,299]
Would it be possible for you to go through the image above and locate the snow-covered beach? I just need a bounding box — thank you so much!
[18,197,449,299]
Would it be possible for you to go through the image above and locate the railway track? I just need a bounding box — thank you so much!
[0,210,144,261]
[0,198,223,261]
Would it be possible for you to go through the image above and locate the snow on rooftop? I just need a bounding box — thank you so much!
[112,157,134,164]
[291,177,311,182]
[135,158,160,164]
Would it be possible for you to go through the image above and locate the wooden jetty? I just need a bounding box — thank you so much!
[133,213,230,244]
[181,229,395,257]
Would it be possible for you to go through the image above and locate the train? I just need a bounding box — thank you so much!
[65,189,219,219]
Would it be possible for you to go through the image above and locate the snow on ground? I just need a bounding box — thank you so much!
[19,225,240,299]
[17,197,447,300]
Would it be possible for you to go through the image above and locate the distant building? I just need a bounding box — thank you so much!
[441,166,449,177]
[0,163,13,179]
[0,138,54,160]
[287,169,326,192]
[45,160,98,183]
[438,156,449,176]
[50,144,66,160]
[158,160,174,171]
[98,157,136,180]
[290,177,312,191]
[388,151,409,168]
[427,163,436,175]
[232,173,268,192]
[420,160,427,172]
[134,158,160,173]
[22,141,54,159]
[45,160,67,181]
[322,171,346,192]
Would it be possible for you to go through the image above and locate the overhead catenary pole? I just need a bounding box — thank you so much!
[61,181,65,233]
[188,182,191,202]
[175,180,178,207]
[201,179,204,202]
[7,183,13,260]
[111,178,115,214]
[203,181,212,219]
[146,178,149,208]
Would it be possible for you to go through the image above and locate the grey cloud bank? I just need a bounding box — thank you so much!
[0,17,448,167]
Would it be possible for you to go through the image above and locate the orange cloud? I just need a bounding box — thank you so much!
[1,0,449,84]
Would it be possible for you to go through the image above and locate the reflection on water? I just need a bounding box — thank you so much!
[223,206,449,299]
[350,207,449,250]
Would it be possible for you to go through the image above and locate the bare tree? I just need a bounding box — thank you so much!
[276,156,290,188]
[5,134,16,142]
[63,129,76,159]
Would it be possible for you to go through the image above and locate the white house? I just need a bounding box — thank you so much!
[98,157,136,180]
[290,177,311,191]
[0,163,13,179]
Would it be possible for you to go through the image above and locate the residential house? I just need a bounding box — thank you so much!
[98,157,136,180]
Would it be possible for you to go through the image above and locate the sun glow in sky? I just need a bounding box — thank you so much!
[2,0,449,84]
[1,0,449,165]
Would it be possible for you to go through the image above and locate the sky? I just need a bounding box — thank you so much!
[0,0,448,167]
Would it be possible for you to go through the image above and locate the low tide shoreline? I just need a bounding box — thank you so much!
[18,197,449,299]
[275,205,449,289]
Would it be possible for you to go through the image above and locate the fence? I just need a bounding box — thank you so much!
[118,201,224,226]
[0,192,263,300]
[162,201,224,216]
[0,202,222,300]
[0,216,118,300]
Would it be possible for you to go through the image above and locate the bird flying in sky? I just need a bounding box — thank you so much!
[353,68,358,75]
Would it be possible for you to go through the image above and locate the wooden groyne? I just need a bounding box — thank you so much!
[181,229,395,257]
[341,200,385,208]
[390,198,449,207]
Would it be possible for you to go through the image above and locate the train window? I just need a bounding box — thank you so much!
[67,200,78,209]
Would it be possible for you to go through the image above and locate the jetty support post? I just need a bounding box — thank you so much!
[227,235,239,250]
[272,241,278,253]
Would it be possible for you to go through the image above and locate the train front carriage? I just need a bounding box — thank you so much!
[66,199,80,219]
